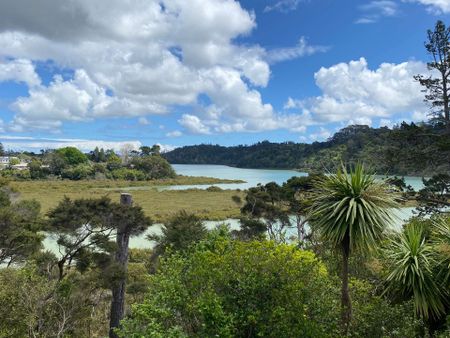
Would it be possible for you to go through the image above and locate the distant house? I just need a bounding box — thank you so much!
[0,156,21,168]
[0,156,11,164]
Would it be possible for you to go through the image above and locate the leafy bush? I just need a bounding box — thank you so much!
[56,147,88,166]
[61,164,94,180]
[132,155,176,180]
[120,235,341,337]
[111,168,146,181]
[0,169,31,180]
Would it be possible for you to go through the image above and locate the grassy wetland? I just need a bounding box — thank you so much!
[10,176,245,222]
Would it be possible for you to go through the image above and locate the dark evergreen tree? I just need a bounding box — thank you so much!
[415,20,450,127]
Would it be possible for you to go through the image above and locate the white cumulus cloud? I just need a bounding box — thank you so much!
[178,114,211,134]
[0,0,272,133]
[405,0,450,13]
[286,58,428,126]
[0,58,40,87]
[1,136,142,152]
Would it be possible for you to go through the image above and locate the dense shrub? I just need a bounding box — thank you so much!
[111,168,146,181]
[56,147,88,166]
[132,155,176,179]
[61,164,94,180]
[120,234,342,337]
[0,169,31,180]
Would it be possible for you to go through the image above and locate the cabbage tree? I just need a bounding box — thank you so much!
[309,164,398,332]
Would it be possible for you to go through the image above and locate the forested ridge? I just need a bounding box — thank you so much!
[164,122,450,175]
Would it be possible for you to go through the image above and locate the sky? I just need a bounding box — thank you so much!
[0,0,449,152]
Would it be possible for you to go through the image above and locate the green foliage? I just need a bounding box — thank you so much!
[90,147,107,162]
[416,173,450,215]
[1,145,177,182]
[0,196,43,266]
[56,146,88,166]
[240,181,291,242]
[120,237,341,337]
[232,217,267,240]
[349,279,421,337]
[111,168,146,181]
[107,153,123,171]
[148,211,207,270]
[47,196,152,280]
[414,20,450,125]
[383,217,450,320]
[205,185,222,192]
[44,151,66,175]
[132,155,176,179]
[0,168,32,180]
[164,123,450,175]
[61,163,94,180]
[433,217,450,285]
[28,159,49,179]
[0,190,10,208]
[309,163,399,332]
[0,266,113,337]
[0,267,52,337]
[8,158,20,166]
[309,164,399,252]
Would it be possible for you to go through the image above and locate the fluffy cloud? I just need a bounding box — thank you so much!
[286,58,428,126]
[0,0,272,132]
[138,117,150,125]
[0,0,330,135]
[405,0,450,13]
[309,127,331,141]
[2,136,176,154]
[0,58,40,87]
[178,114,211,134]
[9,69,163,131]
[1,136,142,152]
[356,1,398,24]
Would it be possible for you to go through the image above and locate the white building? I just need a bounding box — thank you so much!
[0,156,20,168]
[0,156,11,164]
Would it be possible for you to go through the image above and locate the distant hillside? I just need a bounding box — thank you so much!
[164,123,450,176]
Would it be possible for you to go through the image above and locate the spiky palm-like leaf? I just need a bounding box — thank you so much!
[309,164,399,252]
[432,216,450,284]
[309,163,399,332]
[385,223,446,319]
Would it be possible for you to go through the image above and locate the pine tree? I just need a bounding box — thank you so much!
[415,20,450,127]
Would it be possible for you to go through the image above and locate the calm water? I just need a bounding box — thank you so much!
[45,207,416,252]
[166,164,425,191]
[44,164,422,252]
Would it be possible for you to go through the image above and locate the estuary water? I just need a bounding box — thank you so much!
[167,164,426,191]
[44,164,423,252]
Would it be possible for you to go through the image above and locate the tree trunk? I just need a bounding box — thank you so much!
[109,193,132,338]
[296,216,306,248]
[341,233,352,334]
[442,73,450,128]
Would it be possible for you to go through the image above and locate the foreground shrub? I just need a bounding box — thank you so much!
[120,235,341,337]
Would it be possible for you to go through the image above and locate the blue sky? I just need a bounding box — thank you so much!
[0,0,449,152]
